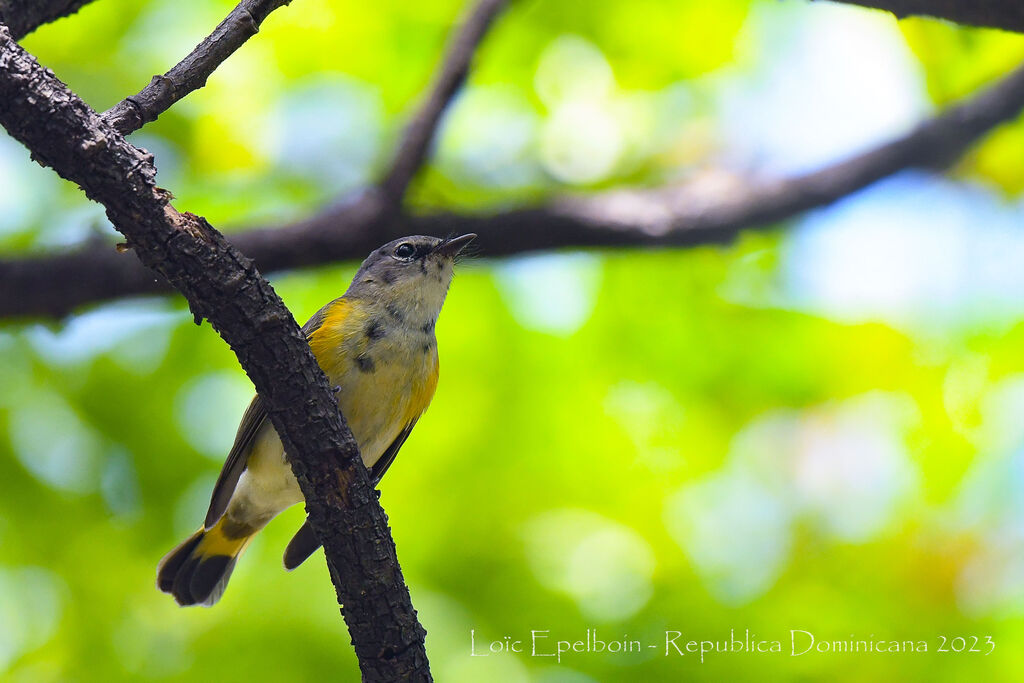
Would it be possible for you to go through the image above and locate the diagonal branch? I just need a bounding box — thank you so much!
[5,59,1024,320]
[822,0,1024,33]
[379,0,507,203]
[0,0,100,41]
[102,0,292,136]
[0,24,431,682]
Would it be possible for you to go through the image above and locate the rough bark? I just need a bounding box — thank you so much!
[0,0,99,40]
[0,24,430,682]
[102,0,293,135]
[5,59,1024,319]
[824,0,1024,32]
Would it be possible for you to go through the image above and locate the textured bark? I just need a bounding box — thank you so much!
[0,24,430,682]
[102,0,293,135]
[6,59,1024,319]
[824,0,1024,32]
[0,0,98,40]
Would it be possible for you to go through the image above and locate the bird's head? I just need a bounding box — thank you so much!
[346,234,476,320]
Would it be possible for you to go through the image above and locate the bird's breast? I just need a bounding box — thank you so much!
[310,299,439,467]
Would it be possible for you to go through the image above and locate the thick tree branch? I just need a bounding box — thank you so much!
[823,0,1024,33]
[5,59,1024,319]
[380,0,507,203]
[0,0,99,40]
[0,24,431,682]
[102,0,292,135]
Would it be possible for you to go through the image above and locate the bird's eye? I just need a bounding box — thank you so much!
[394,243,416,260]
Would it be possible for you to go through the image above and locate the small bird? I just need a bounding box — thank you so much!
[158,233,475,606]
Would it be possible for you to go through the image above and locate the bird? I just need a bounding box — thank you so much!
[157,233,476,606]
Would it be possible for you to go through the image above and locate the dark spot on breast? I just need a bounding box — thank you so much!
[356,355,376,373]
[421,318,435,334]
[365,319,386,340]
[386,303,404,322]
[421,339,436,353]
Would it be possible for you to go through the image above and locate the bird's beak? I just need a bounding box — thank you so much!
[433,233,477,257]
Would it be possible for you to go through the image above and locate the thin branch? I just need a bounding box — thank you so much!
[0,24,431,681]
[0,0,99,40]
[5,59,1024,319]
[379,0,507,203]
[822,0,1024,33]
[102,0,292,136]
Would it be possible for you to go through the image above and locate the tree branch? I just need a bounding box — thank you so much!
[102,0,292,136]
[822,0,1024,33]
[379,0,507,203]
[0,0,99,40]
[6,59,1024,319]
[0,24,431,681]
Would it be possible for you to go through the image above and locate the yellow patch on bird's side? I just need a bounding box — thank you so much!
[308,298,366,375]
[407,354,439,425]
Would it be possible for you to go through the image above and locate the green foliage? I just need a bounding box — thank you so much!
[4,0,1024,681]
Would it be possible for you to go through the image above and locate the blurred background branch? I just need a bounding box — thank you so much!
[0,0,98,40]
[825,0,1024,32]
[3,56,1024,319]
[380,0,507,203]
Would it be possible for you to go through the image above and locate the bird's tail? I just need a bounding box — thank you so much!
[157,519,252,607]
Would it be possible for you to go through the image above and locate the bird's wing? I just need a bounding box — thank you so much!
[203,393,268,528]
[370,418,418,485]
[203,300,341,528]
